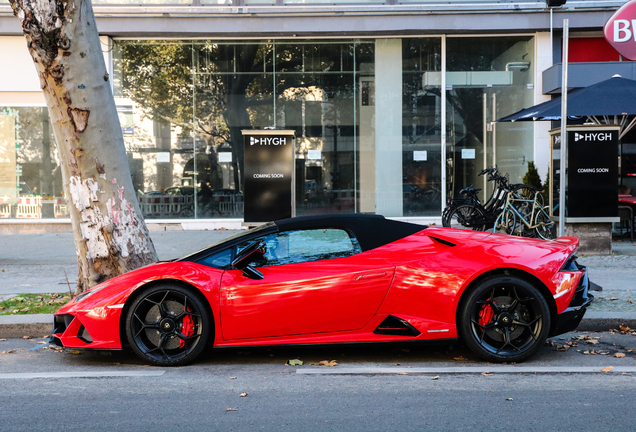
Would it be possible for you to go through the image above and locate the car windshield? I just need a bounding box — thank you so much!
[179,222,276,261]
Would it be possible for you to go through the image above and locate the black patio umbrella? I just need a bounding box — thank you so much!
[498,76,636,138]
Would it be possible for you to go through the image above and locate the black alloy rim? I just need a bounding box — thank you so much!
[469,285,544,356]
[130,290,203,362]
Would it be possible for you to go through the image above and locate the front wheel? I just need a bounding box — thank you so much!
[458,276,551,362]
[125,284,211,366]
[445,204,487,231]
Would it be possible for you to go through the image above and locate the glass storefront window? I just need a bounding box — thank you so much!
[0,107,65,219]
[402,38,442,216]
[114,39,374,219]
[445,36,535,202]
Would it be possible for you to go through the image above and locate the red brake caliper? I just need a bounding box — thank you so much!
[180,307,195,349]
[478,300,494,326]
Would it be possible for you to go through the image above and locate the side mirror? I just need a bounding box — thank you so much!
[232,240,266,279]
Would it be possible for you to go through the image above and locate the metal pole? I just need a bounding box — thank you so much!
[441,36,447,214]
[483,92,487,198]
[492,93,497,169]
[559,19,569,238]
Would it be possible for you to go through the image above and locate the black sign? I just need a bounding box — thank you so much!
[242,131,295,223]
[567,128,618,218]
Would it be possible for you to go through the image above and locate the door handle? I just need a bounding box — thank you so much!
[355,271,387,281]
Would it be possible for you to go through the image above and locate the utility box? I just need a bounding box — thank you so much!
[550,125,620,254]
[242,130,296,223]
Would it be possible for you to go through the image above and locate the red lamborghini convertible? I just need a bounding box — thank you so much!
[51,214,592,366]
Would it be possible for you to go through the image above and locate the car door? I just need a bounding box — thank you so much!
[219,228,395,340]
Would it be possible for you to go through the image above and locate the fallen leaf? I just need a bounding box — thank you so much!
[396,372,408,375]
[226,408,238,412]
[609,297,619,301]
[319,360,338,367]
[505,398,513,401]
[431,376,439,380]
[619,324,631,333]
[453,356,468,361]
[37,341,46,345]
[286,359,303,366]
[22,336,32,340]
[239,392,248,397]
[481,372,493,376]
[601,366,614,373]
[586,339,599,345]
[68,350,81,355]
[1,350,15,354]
[615,353,626,358]
[230,377,237,380]
[628,300,633,304]
[555,344,570,351]
[0,339,6,341]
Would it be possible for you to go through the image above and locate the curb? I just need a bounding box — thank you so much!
[1,314,635,339]
[0,314,52,339]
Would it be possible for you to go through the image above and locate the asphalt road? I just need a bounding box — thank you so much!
[1,330,636,431]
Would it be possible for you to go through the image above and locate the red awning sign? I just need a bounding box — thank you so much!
[604,0,636,60]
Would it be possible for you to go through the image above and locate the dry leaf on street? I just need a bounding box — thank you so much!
[614,353,626,358]
[286,359,303,366]
[22,336,32,339]
[68,350,81,355]
[619,324,631,333]
[239,392,248,397]
[1,350,15,354]
[319,360,338,367]
[396,372,408,375]
[601,366,614,373]
[586,339,600,345]
[230,377,237,380]
[226,408,238,412]
[453,356,468,361]
[431,376,439,380]
[482,372,493,376]
[609,297,619,301]
[0,338,6,341]
[505,398,513,401]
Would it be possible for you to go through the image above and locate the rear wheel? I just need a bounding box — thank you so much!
[445,204,487,231]
[458,276,551,362]
[534,209,556,240]
[125,284,211,366]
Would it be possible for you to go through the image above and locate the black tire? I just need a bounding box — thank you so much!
[493,209,517,235]
[125,284,211,366]
[534,208,556,240]
[445,204,487,231]
[458,275,551,362]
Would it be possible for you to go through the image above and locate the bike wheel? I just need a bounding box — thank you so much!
[534,208,556,240]
[446,205,487,231]
[494,209,517,235]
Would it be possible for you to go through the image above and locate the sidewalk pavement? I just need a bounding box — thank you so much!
[1,231,635,338]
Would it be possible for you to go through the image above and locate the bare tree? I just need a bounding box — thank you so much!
[10,0,158,292]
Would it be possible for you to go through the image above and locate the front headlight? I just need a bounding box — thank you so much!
[74,284,108,303]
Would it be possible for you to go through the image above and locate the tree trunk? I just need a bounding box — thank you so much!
[10,0,158,292]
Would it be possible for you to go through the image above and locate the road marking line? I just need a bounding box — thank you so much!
[297,366,636,375]
[0,370,165,379]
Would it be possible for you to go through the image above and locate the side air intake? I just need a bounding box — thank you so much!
[373,315,421,337]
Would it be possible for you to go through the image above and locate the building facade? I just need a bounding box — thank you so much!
[0,0,630,230]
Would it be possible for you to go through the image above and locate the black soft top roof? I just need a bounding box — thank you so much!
[274,214,426,252]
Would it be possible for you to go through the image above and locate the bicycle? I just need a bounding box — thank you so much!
[442,168,510,231]
[494,188,556,240]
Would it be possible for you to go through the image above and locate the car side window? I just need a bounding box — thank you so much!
[252,228,361,267]
[197,248,233,269]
